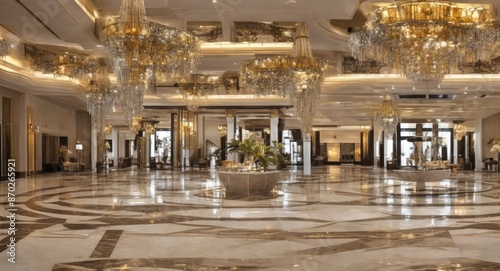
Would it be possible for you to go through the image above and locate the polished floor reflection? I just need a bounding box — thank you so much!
[1,166,500,270]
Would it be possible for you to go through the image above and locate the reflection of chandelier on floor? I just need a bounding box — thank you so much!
[374,96,401,137]
[84,66,118,132]
[240,22,327,136]
[178,74,218,111]
[102,0,201,125]
[349,1,500,89]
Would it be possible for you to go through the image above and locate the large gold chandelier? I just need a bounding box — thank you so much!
[349,0,500,89]
[454,122,467,141]
[374,96,401,137]
[178,74,218,111]
[102,0,201,125]
[240,22,327,136]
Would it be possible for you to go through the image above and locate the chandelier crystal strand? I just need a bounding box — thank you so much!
[349,1,500,89]
[85,66,118,132]
[374,97,401,138]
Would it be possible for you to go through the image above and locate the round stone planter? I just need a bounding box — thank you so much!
[392,169,451,191]
[217,171,281,196]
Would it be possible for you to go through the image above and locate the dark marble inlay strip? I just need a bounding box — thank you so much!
[89,230,123,258]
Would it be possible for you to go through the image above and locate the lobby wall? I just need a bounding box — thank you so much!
[1,86,80,176]
[481,112,500,161]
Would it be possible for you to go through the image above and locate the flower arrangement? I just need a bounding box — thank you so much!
[58,145,72,161]
[491,144,500,152]
[488,137,500,152]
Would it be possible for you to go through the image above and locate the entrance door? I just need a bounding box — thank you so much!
[340,143,354,164]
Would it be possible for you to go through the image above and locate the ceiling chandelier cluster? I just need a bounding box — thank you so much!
[178,74,218,111]
[0,38,12,57]
[84,65,118,132]
[102,0,201,125]
[374,96,401,137]
[349,0,500,89]
[454,122,467,141]
[53,54,97,80]
[240,22,327,137]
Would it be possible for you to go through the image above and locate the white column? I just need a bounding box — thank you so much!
[270,117,279,143]
[303,134,311,175]
[226,109,237,162]
[112,129,119,167]
[475,118,482,171]
[91,120,97,171]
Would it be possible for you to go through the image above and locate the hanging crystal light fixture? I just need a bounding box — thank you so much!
[104,124,113,135]
[130,115,142,134]
[178,74,218,111]
[240,22,327,136]
[374,96,401,137]
[53,54,97,80]
[102,0,201,125]
[454,122,467,141]
[349,1,500,89]
[85,65,118,132]
[143,121,157,136]
[217,125,227,137]
[0,38,12,58]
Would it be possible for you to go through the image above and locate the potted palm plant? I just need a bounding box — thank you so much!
[218,134,282,196]
[226,134,276,171]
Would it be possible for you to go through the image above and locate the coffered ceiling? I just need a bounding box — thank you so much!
[1,0,500,130]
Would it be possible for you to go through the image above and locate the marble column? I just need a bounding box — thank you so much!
[226,109,237,162]
[303,133,311,175]
[270,109,279,144]
[432,122,439,161]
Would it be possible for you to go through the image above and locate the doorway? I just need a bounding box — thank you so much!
[340,143,354,164]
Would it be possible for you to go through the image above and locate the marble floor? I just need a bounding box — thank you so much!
[1,166,500,271]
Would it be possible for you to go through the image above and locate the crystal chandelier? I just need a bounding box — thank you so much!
[0,38,12,57]
[104,124,113,135]
[240,22,327,136]
[178,74,218,111]
[349,1,500,89]
[374,96,401,137]
[53,54,97,80]
[85,66,118,132]
[143,121,157,136]
[218,125,227,137]
[454,122,467,141]
[130,115,142,134]
[102,0,201,124]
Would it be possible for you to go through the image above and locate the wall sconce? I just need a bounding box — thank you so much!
[104,124,112,135]
[29,123,40,133]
